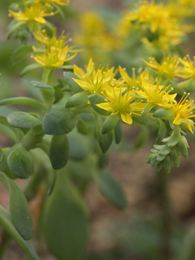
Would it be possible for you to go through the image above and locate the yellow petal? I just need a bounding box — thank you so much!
[73,65,84,77]
[73,79,91,91]
[119,66,130,83]
[87,58,95,72]
[121,113,133,125]
[96,102,112,111]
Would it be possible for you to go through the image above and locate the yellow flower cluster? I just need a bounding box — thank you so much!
[8,0,195,133]
[146,55,195,81]
[9,2,55,25]
[76,1,192,64]
[9,0,75,70]
[124,2,189,51]
[32,30,76,69]
[73,59,118,94]
[9,0,69,26]
[75,12,119,63]
[73,59,195,133]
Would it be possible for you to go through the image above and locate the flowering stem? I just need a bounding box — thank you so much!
[41,69,54,107]
[42,69,52,83]
[157,169,172,260]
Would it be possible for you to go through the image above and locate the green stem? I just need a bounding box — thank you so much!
[41,69,52,84]
[21,127,43,150]
[157,170,172,260]
[41,69,55,107]
[24,168,46,201]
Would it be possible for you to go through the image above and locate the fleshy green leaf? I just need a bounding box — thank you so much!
[0,123,22,142]
[49,135,69,169]
[43,174,88,260]
[9,181,32,240]
[21,63,41,75]
[43,107,76,135]
[114,123,122,144]
[7,111,40,129]
[98,131,113,153]
[66,92,88,108]
[8,21,25,38]
[7,145,33,179]
[94,170,127,209]
[0,172,32,240]
[31,81,53,90]
[0,97,44,109]
[102,115,119,134]
[0,206,38,260]
[68,130,91,161]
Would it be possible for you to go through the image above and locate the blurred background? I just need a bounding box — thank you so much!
[1,0,195,259]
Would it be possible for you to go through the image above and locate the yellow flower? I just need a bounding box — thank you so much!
[136,82,176,108]
[170,93,195,132]
[9,3,55,24]
[145,57,181,78]
[142,24,186,51]
[119,67,152,89]
[75,12,119,62]
[119,67,140,88]
[32,45,76,69]
[73,59,116,94]
[33,30,67,49]
[126,2,187,51]
[97,88,145,125]
[127,2,169,33]
[116,12,133,38]
[32,30,76,69]
[179,56,195,80]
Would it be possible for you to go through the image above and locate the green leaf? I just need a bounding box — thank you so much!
[77,113,96,135]
[0,206,38,260]
[43,107,76,135]
[0,123,22,142]
[21,63,41,75]
[94,170,127,209]
[102,115,119,134]
[9,181,32,240]
[77,119,89,135]
[68,130,91,161]
[7,145,33,179]
[66,92,88,108]
[7,111,41,129]
[0,149,15,179]
[49,135,69,169]
[8,21,25,38]
[0,172,32,240]
[0,97,44,109]
[98,131,113,153]
[114,123,122,144]
[53,4,65,19]
[62,65,73,71]
[63,72,80,91]
[43,174,88,260]
[31,81,53,90]
[31,81,55,104]
[154,108,171,118]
